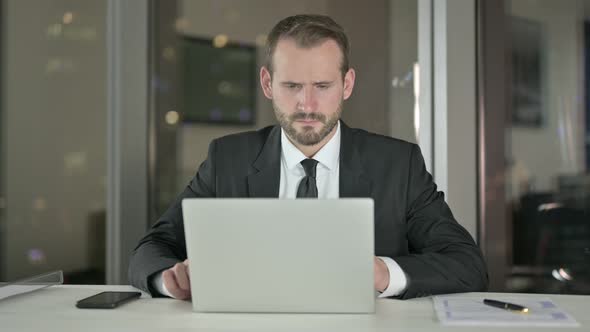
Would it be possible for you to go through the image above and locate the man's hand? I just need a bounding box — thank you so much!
[374,257,390,293]
[162,259,191,300]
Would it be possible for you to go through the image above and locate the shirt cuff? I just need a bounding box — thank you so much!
[151,270,173,298]
[376,256,408,297]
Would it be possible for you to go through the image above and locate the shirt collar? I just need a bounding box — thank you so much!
[281,121,341,171]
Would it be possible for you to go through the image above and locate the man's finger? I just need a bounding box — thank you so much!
[162,269,190,300]
[173,262,191,291]
[183,259,190,283]
[162,269,180,296]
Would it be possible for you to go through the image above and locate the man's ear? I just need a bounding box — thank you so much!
[260,66,273,99]
[343,68,356,100]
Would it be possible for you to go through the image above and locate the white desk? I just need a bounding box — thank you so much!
[0,285,588,331]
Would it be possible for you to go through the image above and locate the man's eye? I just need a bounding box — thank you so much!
[286,84,300,89]
[316,84,329,89]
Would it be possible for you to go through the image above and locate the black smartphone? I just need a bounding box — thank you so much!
[76,291,141,309]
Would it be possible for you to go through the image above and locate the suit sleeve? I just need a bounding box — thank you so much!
[128,140,217,296]
[393,144,488,299]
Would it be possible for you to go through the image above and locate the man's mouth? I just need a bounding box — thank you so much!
[297,119,319,124]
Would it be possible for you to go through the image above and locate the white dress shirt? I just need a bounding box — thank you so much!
[153,121,408,298]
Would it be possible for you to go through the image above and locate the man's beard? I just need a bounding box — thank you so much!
[273,102,342,146]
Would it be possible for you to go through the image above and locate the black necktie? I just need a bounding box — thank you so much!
[297,159,319,198]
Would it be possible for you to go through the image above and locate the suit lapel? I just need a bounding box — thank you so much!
[339,123,372,198]
[247,126,281,197]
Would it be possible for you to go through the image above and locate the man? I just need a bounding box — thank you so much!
[129,14,488,300]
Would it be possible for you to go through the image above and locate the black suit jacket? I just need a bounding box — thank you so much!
[129,123,488,299]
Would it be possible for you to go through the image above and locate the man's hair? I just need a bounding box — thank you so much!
[265,14,350,78]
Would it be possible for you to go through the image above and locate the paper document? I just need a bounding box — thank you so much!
[0,270,63,301]
[433,295,579,327]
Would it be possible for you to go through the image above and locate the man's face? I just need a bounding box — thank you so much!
[260,39,355,146]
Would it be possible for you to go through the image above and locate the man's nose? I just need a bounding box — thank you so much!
[297,87,318,112]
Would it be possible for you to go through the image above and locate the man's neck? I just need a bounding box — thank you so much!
[286,125,338,158]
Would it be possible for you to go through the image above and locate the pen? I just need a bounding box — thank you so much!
[483,299,529,313]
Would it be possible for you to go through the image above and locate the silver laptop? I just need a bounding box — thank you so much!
[181,198,375,313]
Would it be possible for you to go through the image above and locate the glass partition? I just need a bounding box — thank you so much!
[0,0,107,283]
